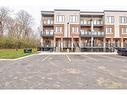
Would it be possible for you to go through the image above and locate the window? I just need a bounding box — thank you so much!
[72,27,79,32]
[80,20,87,24]
[120,16,127,23]
[107,16,114,23]
[70,15,78,22]
[47,19,50,24]
[93,20,97,25]
[43,20,46,24]
[106,27,112,33]
[125,28,127,33]
[122,27,127,33]
[72,27,75,32]
[55,27,62,32]
[80,20,84,24]
[56,15,64,22]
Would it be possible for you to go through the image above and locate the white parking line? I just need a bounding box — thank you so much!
[42,55,49,62]
[65,55,71,62]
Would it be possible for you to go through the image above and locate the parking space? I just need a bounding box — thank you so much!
[0,54,127,89]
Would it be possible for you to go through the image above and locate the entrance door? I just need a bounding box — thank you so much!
[114,39,120,48]
[63,38,71,48]
[44,39,51,47]
[73,39,79,48]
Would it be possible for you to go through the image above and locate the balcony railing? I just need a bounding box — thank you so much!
[80,21,91,26]
[63,44,71,48]
[80,20,103,26]
[106,43,121,48]
[93,20,103,26]
[80,30,105,37]
[41,30,54,37]
[81,43,104,48]
[123,43,127,48]
[43,20,54,26]
[43,44,54,47]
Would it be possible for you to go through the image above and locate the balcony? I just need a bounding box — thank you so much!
[80,20,104,26]
[41,30,54,37]
[80,21,91,26]
[80,30,105,37]
[81,43,104,48]
[93,20,104,26]
[43,20,54,26]
[63,44,71,48]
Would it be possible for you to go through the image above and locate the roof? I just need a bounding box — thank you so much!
[80,11,103,13]
[104,10,127,12]
[41,11,54,15]
[54,9,80,11]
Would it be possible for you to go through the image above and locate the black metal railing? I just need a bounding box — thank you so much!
[80,20,103,26]
[80,30,105,37]
[41,30,54,37]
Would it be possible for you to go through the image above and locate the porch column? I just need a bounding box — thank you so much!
[40,38,43,47]
[103,38,106,52]
[79,37,81,48]
[121,38,123,48]
[111,38,113,46]
[111,38,114,52]
[61,38,63,51]
[91,19,94,48]
[71,38,74,51]
[54,37,56,51]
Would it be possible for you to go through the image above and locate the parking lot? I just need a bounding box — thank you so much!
[0,53,127,89]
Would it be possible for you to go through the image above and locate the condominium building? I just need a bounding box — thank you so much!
[40,9,127,52]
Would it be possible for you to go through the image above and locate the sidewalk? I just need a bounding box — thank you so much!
[37,52,118,55]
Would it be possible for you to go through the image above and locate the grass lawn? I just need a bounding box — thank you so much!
[0,48,37,59]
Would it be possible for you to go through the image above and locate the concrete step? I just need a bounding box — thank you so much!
[56,47,60,52]
[75,47,80,52]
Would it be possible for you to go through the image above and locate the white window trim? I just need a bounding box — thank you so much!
[106,27,113,34]
[70,15,78,23]
[120,16,127,23]
[56,15,64,23]
[107,16,114,23]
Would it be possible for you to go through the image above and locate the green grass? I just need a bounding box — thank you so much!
[0,48,37,59]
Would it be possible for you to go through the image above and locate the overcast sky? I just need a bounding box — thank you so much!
[1,0,127,32]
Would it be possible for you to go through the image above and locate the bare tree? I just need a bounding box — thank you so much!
[16,10,33,38]
[0,7,37,49]
[0,7,11,36]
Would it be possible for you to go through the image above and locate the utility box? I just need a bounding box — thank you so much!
[24,48,32,53]
[67,49,69,52]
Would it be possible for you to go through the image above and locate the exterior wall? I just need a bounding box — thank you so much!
[120,25,127,38]
[41,10,127,52]
[104,25,114,38]
[104,12,127,38]
[54,10,80,38]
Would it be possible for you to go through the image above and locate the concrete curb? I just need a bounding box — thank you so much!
[37,52,118,55]
[0,52,118,61]
[0,53,36,61]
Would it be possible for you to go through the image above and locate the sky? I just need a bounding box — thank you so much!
[1,0,127,32]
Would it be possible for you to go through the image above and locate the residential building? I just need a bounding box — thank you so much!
[40,9,127,52]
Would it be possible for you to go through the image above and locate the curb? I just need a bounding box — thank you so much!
[0,52,118,61]
[0,53,36,61]
[37,52,118,55]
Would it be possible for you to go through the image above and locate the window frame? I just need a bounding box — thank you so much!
[56,15,64,23]
[106,27,113,33]
[70,15,78,23]
[107,16,114,23]
[120,16,127,23]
